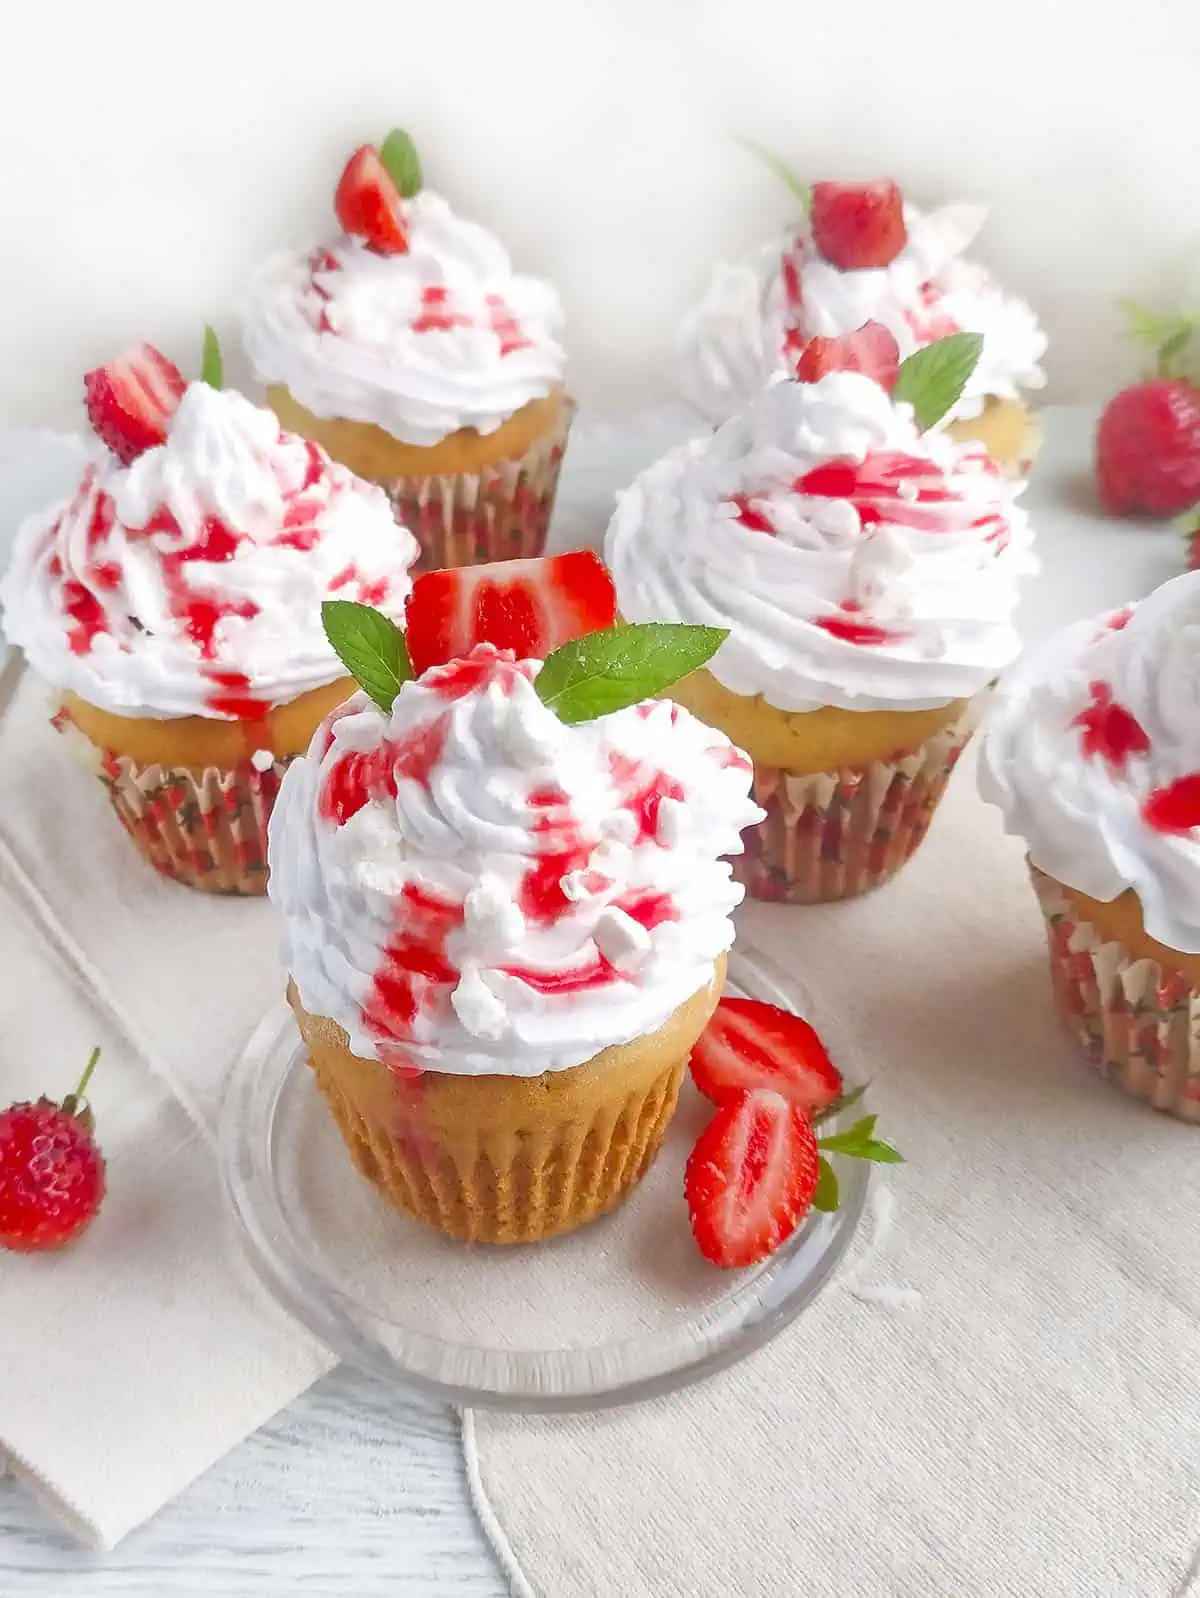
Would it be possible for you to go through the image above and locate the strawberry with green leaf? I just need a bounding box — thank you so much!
[1095,302,1200,518]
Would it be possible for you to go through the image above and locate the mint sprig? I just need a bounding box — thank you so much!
[738,139,811,215]
[1121,299,1199,382]
[321,600,412,713]
[535,623,727,725]
[812,1157,839,1213]
[379,128,423,198]
[201,325,224,389]
[812,1081,868,1129]
[892,331,983,431]
[818,1113,904,1165]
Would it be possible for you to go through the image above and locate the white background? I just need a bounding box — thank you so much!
[4,0,1199,428]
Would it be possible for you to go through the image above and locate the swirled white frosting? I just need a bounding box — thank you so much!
[606,372,1036,713]
[0,384,419,719]
[980,572,1200,954]
[678,202,1047,426]
[268,645,763,1076]
[241,190,566,448]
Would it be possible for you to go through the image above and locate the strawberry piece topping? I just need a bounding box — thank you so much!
[1070,681,1151,772]
[689,997,843,1111]
[83,344,187,464]
[789,321,901,391]
[685,1088,819,1268]
[1094,380,1200,518]
[335,145,410,256]
[404,552,617,676]
[810,181,908,270]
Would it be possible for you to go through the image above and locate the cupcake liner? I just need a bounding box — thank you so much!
[735,700,981,904]
[1029,866,1200,1123]
[383,402,574,571]
[96,748,289,895]
[309,1052,686,1245]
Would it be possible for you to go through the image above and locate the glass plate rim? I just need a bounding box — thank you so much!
[219,944,869,1413]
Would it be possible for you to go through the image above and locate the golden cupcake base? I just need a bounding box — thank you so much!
[1031,866,1200,1123]
[945,397,1041,478]
[287,957,725,1245]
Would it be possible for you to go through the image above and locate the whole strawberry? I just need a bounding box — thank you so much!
[1095,308,1200,517]
[0,1049,106,1253]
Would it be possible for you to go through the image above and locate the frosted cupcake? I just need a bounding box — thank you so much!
[981,572,1200,1121]
[242,129,570,571]
[268,553,761,1243]
[679,178,1046,474]
[0,341,418,893]
[607,330,1036,902]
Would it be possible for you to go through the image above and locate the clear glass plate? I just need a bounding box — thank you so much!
[219,945,868,1412]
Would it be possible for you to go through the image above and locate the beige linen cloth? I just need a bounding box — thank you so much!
[0,661,332,1547]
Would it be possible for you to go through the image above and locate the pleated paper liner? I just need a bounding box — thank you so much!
[385,401,573,571]
[310,1053,687,1245]
[51,705,288,895]
[1030,865,1200,1124]
[736,699,982,904]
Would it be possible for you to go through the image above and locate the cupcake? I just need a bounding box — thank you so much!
[0,340,418,894]
[267,552,762,1243]
[679,178,1046,475]
[241,130,570,571]
[606,331,1036,903]
[980,572,1200,1121]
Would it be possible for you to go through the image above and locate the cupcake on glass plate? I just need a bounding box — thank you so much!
[607,324,1036,903]
[241,128,570,571]
[980,571,1200,1122]
[0,336,418,894]
[268,551,764,1243]
[679,176,1046,475]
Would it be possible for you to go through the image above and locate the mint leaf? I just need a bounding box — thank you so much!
[535,623,727,725]
[818,1114,904,1164]
[201,325,223,389]
[321,600,412,714]
[812,1156,839,1213]
[893,331,984,431]
[738,139,811,215]
[379,128,423,198]
[1157,320,1196,379]
[812,1081,868,1128]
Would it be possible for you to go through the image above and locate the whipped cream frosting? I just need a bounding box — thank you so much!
[0,384,419,719]
[241,190,566,448]
[607,372,1036,714]
[678,203,1047,426]
[980,572,1200,954]
[269,644,763,1076]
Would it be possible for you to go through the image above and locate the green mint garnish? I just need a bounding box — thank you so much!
[201,325,224,389]
[812,1156,839,1213]
[321,599,412,714]
[892,331,983,431]
[738,139,811,215]
[818,1113,904,1165]
[535,623,727,725]
[1121,299,1199,381]
[812,1081,869,1129]
[379,128,423,198]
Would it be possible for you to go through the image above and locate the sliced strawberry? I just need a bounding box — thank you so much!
[335,145,409,256]
[83,345,186,464]
[405,552,617,676]
[810,180,907,270]
[790,321,900,391]
[685,1088,819,1268]
[689,997,842,1111]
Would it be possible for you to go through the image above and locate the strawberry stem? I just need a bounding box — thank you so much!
[75,1047,101,1103]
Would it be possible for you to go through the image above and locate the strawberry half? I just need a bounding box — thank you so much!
[83,345,187,464]
[689,997,842,1112]
[810,180,907,270]
[685,1088,819,1268]
[405,552,617,676]
[789,321,900,391]
[335,145,409,256]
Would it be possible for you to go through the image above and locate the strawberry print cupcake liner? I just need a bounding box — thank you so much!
[735,700,981,904]
[96,748,288,895]
[1030,867,1200,1123]
[386,402,573,572]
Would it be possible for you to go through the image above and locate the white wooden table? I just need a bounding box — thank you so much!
[0,405,1185,1595]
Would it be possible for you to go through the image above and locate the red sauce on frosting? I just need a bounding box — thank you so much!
[498,955,619,995]
[728,493,776,535]
[607,753,685,846]
[320,713,449,826]
[518,783,593,925]
[794,451,968,534]
[203,667,269,721]
[616,890,678,930]
[1143,774,1200,835]
[363,882,463,1044]
[1070,681,1151,772]
[904,283,960,343]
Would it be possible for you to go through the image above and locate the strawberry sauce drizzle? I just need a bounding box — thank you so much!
[320,713,450,826]
[727,493,776,535]
[518,784,594,925]
[1070,681,1151,773]
[1143,773,1200,835]
[794,451,963,532]
[813,602,906,648]
[363,882,464,1050]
